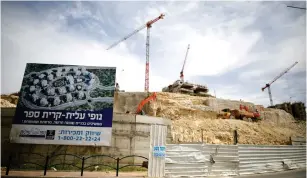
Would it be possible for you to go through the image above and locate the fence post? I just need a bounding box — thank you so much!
[201,129,204,143]
[81,157,85,176]
[5,154,12,175]
[116,158,119,177]
[44,155,49,176]
[234,130,238,145]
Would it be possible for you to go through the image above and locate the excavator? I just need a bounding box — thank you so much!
[218,105,261,122]
[135,92,157,115]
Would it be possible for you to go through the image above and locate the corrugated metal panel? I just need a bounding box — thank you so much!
[203,144,239,176]
[238,144,306,175]
[148,124,167,177]
[292,137,306,145]
[165,144,239,177]
[165,144,207,177]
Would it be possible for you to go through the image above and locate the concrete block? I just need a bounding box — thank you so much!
[113,122,133,132]
[114,137,130,149]
[113,113,136,123]
[136,124,151,133]
[136,115,172,126]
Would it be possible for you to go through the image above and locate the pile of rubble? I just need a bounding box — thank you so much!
[1,94,18,108]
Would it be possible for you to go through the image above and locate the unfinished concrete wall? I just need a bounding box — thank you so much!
[203,98,256,111]
[1,108,172,167]
[114,92,150,114]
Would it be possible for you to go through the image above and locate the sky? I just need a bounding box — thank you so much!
[1,1,306,107]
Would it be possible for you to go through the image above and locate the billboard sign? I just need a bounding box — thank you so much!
[10,63,116,146]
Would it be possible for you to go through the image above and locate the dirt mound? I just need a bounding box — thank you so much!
[171,117,305,145]
[1,93,19,108]
[1,94,19,105]
[1,98,16,108]
[149,92,306,145]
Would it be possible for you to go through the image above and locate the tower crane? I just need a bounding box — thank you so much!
[261,61,298,106]
[106,14,165,92]
[180,44,190,82]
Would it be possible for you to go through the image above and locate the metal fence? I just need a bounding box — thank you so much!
[238,144,306,175]
[165,144,239,177]
[5,152,148,176]
[292,137,306,145]
[165,144,306,177]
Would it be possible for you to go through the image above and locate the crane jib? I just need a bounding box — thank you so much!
[262,61,298,106]
[106,13,165,92]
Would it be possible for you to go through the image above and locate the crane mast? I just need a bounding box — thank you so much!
[180,44,190,82]
[106,14,165,92]
[262,61,298,106]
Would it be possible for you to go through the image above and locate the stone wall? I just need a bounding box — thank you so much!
[1,108,172,167]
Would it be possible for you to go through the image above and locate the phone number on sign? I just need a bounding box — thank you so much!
[58,136,101,142]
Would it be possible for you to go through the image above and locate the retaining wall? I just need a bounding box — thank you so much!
[1,108,172,166]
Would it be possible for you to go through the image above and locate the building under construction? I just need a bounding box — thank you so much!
[269,102,306,121]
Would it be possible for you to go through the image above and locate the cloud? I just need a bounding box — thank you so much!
[1,2,171,94]
[1,1,306,108]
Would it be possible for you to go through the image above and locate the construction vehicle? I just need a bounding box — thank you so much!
[262,61,298,106]
[218,109,232,119]
[135,92,157,115]
[233,105,261,122]
[107,14,165,92]
[219,106,261,122]
[162,45,210,97]
[231,110,261,122]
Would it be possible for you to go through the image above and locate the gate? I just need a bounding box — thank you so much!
[147,124,167,177]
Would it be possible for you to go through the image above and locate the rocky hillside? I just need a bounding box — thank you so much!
[149,92,306,145]
[1,93,19,107]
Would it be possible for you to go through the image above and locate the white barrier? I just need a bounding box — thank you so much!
[238,144,306,175]
[148,124,167,177]
[163,144,306,177]
[165,144,239,177]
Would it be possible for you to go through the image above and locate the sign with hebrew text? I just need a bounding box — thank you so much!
[10,63,116,146]
[153,146,166,157]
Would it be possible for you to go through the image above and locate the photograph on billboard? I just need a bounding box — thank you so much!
[10,63,116,146]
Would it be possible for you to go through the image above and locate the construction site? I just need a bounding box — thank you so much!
[1,3,307,177]
[2,89,306,146]
[1,12,306,147]
[107,13,306,145]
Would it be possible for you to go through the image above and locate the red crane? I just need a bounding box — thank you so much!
[261,61,298,106]
[180,44,190,82]
[107,14,165,92]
